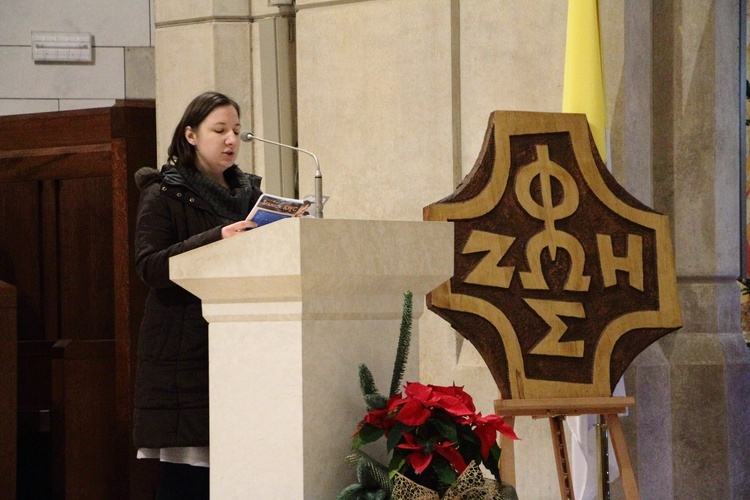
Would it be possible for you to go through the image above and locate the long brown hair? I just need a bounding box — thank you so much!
[166,91,241,167]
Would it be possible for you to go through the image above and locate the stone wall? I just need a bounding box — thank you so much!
[0,0,154,116]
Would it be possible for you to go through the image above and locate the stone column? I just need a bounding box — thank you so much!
[154,0,296,188]
[153,0,253,168]
[294,1,570,497]
[604,2,666,498]
[621,1,750,498]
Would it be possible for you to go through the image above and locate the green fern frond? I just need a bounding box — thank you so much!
[389,291,413,397]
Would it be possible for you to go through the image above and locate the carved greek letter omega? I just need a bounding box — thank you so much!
[424,112,682,400]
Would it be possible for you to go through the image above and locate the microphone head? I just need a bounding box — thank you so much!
[239,131,254,142]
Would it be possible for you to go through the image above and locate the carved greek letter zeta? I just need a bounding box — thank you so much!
[461,230,516,288]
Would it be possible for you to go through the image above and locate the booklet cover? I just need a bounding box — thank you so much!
[246,193,328,227]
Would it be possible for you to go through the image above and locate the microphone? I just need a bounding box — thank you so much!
[240,131,324,219]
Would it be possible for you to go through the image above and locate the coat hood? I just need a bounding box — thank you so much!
[134,166,163,190]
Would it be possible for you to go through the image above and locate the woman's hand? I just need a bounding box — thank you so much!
[221,220,258,239]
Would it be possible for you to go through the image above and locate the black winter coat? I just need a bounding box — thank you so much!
[132,165,262,448]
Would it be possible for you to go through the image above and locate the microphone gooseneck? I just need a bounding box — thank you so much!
[240,131,324,219]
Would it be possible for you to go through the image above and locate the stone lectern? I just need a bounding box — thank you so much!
[169,217,453,499]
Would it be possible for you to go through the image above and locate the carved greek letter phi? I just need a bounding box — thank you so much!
[516,145,591,292]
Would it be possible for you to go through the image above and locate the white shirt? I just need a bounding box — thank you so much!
[137,446,209,467]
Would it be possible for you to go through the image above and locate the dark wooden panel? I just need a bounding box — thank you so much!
[110,100,160,141]
[0,181,44,340]
[17,340,55,499]
[113,137,153,417]
[0,108,112,152]
[0,100,157,499]
[112,132,159,499]
[17,340,55,412]
[0,280,17,307]
[40,180,59,341]
[0,281,17,500]
[52,339,116,499]
[58,177,114,340]
[0,148,111,182]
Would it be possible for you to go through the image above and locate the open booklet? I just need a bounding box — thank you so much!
[246,193,329,227]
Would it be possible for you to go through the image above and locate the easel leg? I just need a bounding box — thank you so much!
[499,415,516,487]
[604,414,640,500]
[597,414,610,499]
[549,416,575,500]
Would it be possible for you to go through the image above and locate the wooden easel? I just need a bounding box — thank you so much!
[495,397,639,500]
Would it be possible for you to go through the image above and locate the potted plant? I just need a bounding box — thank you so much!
[338,292,519,499]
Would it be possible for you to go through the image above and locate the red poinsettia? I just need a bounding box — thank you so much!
[473,413,518,458]
[389,382,475,426]
[352,381,519,493]
[396,433,467,475]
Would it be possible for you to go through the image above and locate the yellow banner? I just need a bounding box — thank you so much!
[562,0,607,162]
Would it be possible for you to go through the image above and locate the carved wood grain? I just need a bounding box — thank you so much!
[424,111,682,400]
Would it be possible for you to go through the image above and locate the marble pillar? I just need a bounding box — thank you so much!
[153,0,255,169]
[295,2,568,495]
[617,1,750,498]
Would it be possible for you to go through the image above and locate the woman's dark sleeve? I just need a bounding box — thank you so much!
[134,185,222,289]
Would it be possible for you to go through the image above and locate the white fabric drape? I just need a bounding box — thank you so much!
[568,377,626,499]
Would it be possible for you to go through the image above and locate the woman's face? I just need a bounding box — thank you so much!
[185,104,240,178]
